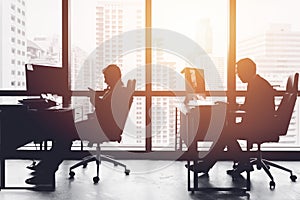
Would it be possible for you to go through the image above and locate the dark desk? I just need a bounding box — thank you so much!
[0,102,79,189]
[177,101,250,192]
[178,101,227,155]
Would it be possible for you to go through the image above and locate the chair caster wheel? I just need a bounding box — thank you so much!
[83,164,87,168]
[69,171,75,178]
[125,169,130,175]
[290,175,297,182]
[93,176,100,183]
[269,181,275,190]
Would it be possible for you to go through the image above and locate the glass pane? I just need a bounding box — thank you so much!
[236,0,300,149]
[0,0,62,90]
[152,0,228,91]
[71,0,145,91]
[151,96,180,151]
[71,0,146,150]
[237,0,300,91]
[71,96,146,151]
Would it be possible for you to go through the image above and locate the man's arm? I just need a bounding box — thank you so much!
[88,89,102,107]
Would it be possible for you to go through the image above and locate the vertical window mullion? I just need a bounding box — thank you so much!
[145,0,152,151]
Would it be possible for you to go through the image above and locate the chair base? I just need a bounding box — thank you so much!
[232,157,297,190]
[69,152,130,183]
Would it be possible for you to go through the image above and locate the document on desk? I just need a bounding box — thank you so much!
[187,100,215,106]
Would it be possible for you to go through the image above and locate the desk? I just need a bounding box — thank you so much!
[178,101,227,155]
[177,101,250,192]
[0,102,79,190]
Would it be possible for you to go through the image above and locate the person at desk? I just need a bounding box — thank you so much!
[189,58,276,173]
[25,64,126,185]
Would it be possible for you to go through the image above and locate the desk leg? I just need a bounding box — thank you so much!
[187,160,199,192]
[0,158,5,190]
[187,161,190,191]
[246,167,251,191]
[193,160,198,191]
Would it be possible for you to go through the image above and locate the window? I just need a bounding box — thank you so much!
[151,0,228,150]
[152,0,228,92]
[0,0,62,90]
[71,0,145,150]
[237,0,300,149]
[26,0,62,66]
[1,0,299,154]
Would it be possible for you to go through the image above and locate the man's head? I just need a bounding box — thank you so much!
[236,58,257,83]
[102,64,122,88]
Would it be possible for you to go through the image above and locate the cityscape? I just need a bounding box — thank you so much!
[0,0,299,149]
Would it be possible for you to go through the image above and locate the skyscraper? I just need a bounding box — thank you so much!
[238,23,300,146]
[0,0,27,90]
[95,0,145,147]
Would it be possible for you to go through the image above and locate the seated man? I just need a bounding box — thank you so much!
[189,58,276,173]
[25,64,129,185]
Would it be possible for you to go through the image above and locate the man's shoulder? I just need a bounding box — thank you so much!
[255,75,272,87]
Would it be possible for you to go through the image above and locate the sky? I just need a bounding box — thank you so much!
[25,0,300,54]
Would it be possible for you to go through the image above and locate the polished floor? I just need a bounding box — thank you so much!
[0,159,299,200]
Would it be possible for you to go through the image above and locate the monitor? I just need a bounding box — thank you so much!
[25,64,68,96]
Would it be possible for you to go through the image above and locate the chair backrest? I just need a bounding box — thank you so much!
[105,79,136,142]
[275,73,298,136]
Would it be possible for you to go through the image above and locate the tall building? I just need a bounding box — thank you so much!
[0,0,27,90]
[195,18,226,91]
[196,18,213,54]
[238,23,300,146]
[95,0,145,147]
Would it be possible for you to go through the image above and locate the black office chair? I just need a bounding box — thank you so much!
[230,73,298,189]
[69,79,136,183]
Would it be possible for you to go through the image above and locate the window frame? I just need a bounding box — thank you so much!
[1,0,300,158]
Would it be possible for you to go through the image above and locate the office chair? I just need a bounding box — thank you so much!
[230,73,298,189]
[69,79,136,183]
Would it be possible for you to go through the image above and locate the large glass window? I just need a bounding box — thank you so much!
[0,0,62,91]
[237,0,300,148]
[71,0,145,91]
[152,0,228,92]
[151,0,228,150]
[71,0,146,150]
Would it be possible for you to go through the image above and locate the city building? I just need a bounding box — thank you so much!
[238,23,300,146]
[0,0,27,90]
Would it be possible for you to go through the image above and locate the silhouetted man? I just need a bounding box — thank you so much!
[25,64,127,186]
[189,58,276,173]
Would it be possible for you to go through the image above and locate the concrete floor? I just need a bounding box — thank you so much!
[0,160,299,200]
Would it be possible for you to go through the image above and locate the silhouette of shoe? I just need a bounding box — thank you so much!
[30,168,47,176]
[226,169,236,175]
[26,161,48,172]
[26,162,38,171]
[185,161,210,174]
[25,175,53,186]
[227,162,254,176]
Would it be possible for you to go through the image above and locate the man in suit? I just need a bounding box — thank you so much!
[189,58,276,173]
